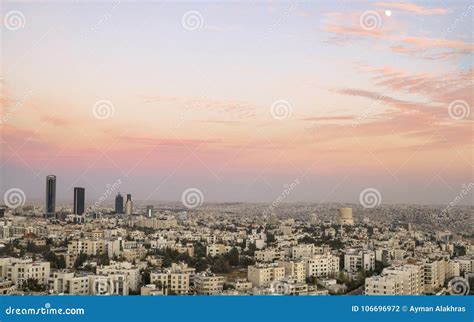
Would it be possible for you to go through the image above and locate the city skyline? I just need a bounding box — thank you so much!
[1,1,473,206]
[0,1,472,310]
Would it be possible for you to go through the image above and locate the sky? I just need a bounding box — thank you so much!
[1,0,473,206]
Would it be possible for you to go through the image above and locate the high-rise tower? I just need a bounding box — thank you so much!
[45,175,56,217]
[146,205,153,218]
[125,194,133,215]
[73,187,85,215]
[115,193,124,214]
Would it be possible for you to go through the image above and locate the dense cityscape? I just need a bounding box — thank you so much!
[0,175,472,296]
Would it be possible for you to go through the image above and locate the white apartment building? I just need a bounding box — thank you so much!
[68,274,129,295]
[344,250,375,272]
[270,278,308,295]
[458,257,474,274]
[150,263,195,295]
[106,239,122,258]
[248,263,285,287]
[382,264,424,295]
[194,272,224,295]
[206,244,233,257]
[446,260,460,279]
[50,270,75,293]
[67,239,106,256]
[292,244,314,259]
[277,260,306,283]
[255,249,285,262]
[233,279,253,292]
[305,254,340,278]
[365,275,402,295]
[424,259,446,293]
[0,258,50,286]
[96,262,140,292]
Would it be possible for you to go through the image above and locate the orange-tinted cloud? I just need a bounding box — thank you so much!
[323,8,473,60]
[374,2,449,15]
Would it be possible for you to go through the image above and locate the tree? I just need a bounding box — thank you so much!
[141,269,151,285]
[97,253,110,266]
[44,251,66,269]
[194,242,206,258]
[73,253,88,269]
[266,232,276,243]
[210,257,231,273]
[224,247,240,267]
[194,258,209,272]
[21,278,46,292]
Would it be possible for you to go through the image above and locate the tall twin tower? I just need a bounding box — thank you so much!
[115,193,133,215]
[45,175,84,217]
[45,175,133,217]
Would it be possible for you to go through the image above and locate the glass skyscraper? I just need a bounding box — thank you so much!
[45,175,56,217]
[115,193,124,214]
[73,187,85,215]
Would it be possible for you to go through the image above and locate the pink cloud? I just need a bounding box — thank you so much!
[323,8,472,60]
[374,2,449,15]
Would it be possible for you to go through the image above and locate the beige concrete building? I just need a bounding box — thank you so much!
[150,263,195,295]
[255,249,285,262]
[194,272,224,295]
[67,239,106,256]
[365,275,402,295]
[382,264,424,295]
[248,263,285,287]
[337,207,354,225]
[0,258,50,286]
[424,259,446,293]
[277,260,306,283]
[305,254,339,278]
[96,262,140,292]
[206,244,233,257]
[344,250,375,272]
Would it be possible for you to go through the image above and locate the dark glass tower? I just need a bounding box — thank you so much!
[115,193,124,214]
[46,175,56,217]
[73,187,85,215]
